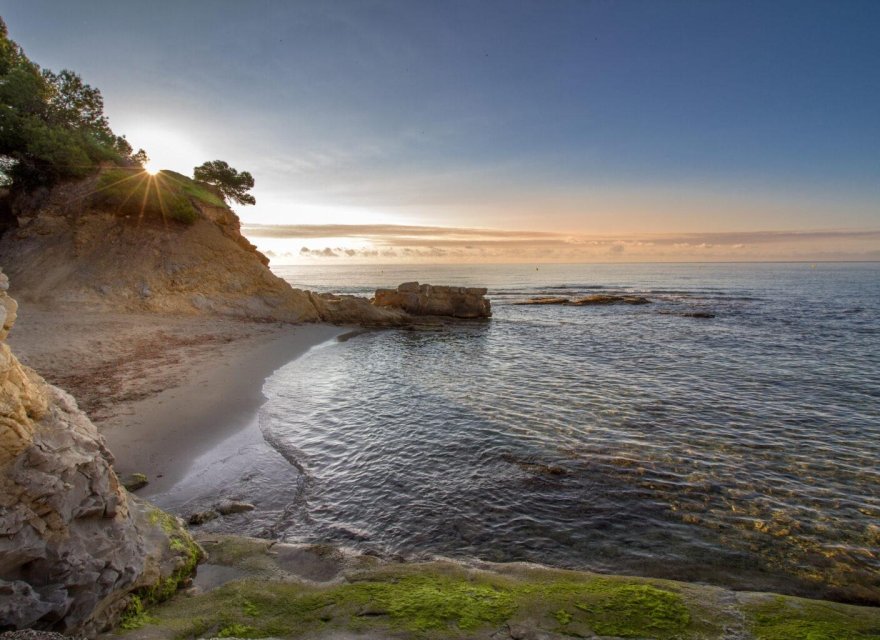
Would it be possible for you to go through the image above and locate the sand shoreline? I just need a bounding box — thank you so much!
[9,304,344,495]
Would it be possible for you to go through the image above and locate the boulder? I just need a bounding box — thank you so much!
[215,501,255,516]
[0,269,201,635]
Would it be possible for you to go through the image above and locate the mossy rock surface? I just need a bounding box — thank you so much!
[103,534,880,640]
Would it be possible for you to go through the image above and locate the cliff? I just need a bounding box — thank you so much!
[0,170,320,323]
[0,270,201,635]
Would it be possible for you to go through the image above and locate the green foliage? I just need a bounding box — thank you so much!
[0,17,138,187]
[745,595,880,640]
[131,148,149,167]
[165,170,226,207]
[193,160,256,206]
[93,168,213,224]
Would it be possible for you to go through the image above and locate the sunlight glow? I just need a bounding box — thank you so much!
[122,125,207,176]
[144,162,159,176]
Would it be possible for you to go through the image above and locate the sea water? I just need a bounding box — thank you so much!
[205,263,880,603]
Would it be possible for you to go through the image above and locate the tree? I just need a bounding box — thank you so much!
[131,148,149,167]
[0,17,129,188]
[192,160,256,206]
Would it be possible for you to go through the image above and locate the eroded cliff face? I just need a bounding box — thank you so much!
[0,271,200,635]
[0,174,320,322]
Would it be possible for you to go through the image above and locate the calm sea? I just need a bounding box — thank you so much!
[206,263,880,603]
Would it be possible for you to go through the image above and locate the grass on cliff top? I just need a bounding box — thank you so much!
[92,168,225,224]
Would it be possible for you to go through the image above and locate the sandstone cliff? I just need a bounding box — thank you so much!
[0,172,320,322]
[0,271,201,635]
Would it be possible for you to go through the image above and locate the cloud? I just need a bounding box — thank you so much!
[298,246,341,258]
[247,224,880,262]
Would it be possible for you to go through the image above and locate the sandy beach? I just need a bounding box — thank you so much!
[9,303,343,495]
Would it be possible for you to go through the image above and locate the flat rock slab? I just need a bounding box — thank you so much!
[98,534,880,640]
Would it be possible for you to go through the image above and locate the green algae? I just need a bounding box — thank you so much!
[118,508,204,630]
[116,569,703,638]
[573,583,691,637]
[745,595,880,640]
[118,595,156,631]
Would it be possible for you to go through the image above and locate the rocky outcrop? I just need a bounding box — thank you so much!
[0,174,319,323]
[373,282,491,319]
[0,271,201,635]
[307,292,412,327]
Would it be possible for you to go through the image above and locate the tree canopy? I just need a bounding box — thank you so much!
[193,160,256,206]
[0,17,137,188]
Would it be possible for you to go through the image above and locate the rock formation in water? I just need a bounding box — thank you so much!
[373,282,492,319]
[515,294,650,306]
[0,270,201,635]
[308,291,413,327]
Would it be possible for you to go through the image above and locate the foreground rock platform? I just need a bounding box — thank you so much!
[102,534,880,640]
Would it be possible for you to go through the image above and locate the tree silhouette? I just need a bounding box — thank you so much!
[193,160,255,206]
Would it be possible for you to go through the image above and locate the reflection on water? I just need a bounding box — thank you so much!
[228,264,880,604]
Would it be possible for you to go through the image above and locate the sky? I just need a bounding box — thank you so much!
[2,0,879,263]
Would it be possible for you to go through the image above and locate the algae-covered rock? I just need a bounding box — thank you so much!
[101,534,880,640]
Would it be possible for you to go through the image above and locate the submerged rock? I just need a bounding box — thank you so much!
[0,269,201,635]
[215,501,255,516]
[373,282,492,319]
[515,294,651,306]
[188,510,220,526]
[511,296,571,305]
[570,294,650,305]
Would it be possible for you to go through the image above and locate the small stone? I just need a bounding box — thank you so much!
[188,510,220,526]
[120,473,149,492]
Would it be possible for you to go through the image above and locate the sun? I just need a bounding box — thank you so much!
[144,162,159,176]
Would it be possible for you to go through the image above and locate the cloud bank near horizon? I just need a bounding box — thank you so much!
[243,224,880,263]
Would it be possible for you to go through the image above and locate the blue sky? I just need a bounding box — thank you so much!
[2,1,878,261]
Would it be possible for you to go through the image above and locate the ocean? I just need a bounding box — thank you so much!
[185,263,880,603]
